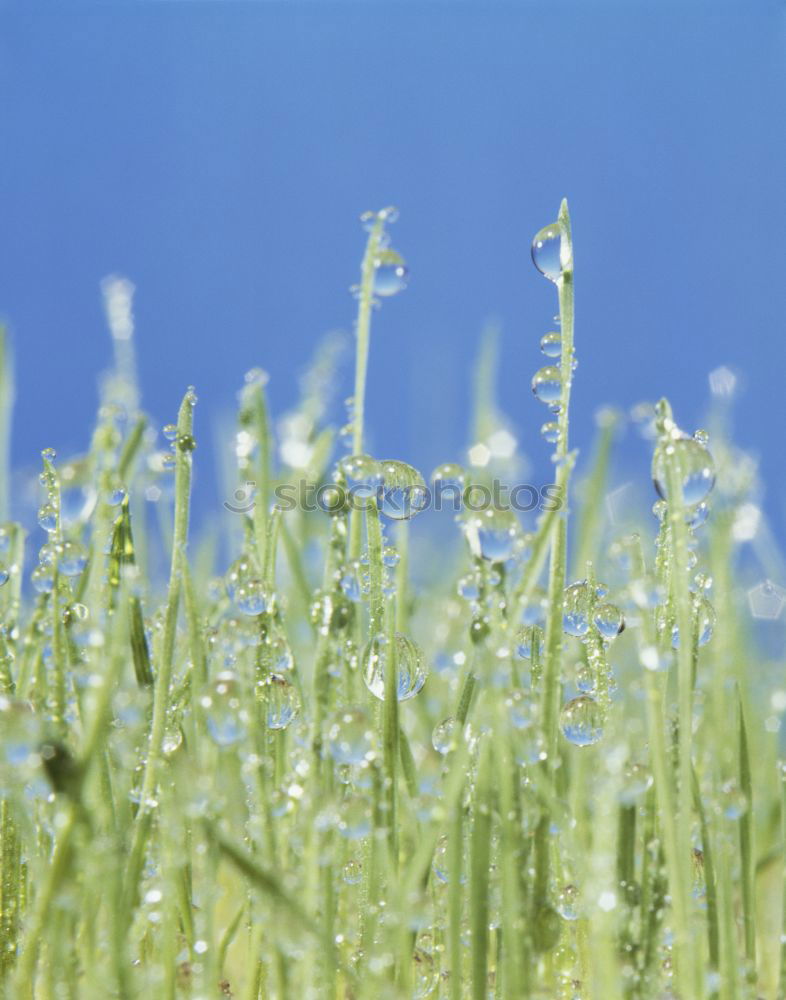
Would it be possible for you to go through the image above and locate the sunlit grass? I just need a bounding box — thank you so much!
[0,203,784,999]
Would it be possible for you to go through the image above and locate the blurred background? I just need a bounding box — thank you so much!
[0,3,784,541]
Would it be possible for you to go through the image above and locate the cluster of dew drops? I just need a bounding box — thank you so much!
[3,211,719,812]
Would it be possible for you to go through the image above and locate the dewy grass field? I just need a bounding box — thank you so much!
[0,200,783,1000]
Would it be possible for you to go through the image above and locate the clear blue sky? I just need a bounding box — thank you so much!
[1,3,785,531]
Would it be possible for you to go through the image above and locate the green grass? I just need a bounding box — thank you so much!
[0,202,784,999]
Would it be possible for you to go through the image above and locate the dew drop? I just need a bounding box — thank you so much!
[201,672,247,747]
[225,555,271,616]
[432,717,457,754]
[261,673,301,730]
[362,632,427,702]
[670,595,716,648]
[342,859,363,885]
[556,883,580,921]
[0,566,9,587]
[372,248,409,297]
[562,580,592,637]
[378,460,427,520]
[652,434,716,506]
[531,221,571,282]
[560,695,604,747]
[593,603,625,640]
[531,366,563,408]
[540,331,562,358]
[58,540,87,578]
[162,423,177,442]
[540,421,560,444]
[326,707,373,765]
[37,504,57,534]
[339,453,382,498]
[619,763,654,805]
[516,624,544,660]
[31,563,55,594]
[463,508,519,563]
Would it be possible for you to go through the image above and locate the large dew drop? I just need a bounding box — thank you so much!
[562,580,592,637]
[362,632,427,702]
[201,672,248,747]
[531,221,571,282]
[339,453,382,500]
[540,331,562,358]
[326,707,373,765]
[463,508,519,563]
[531,367,563,409]
[378,460,428,520]
[560,695,604,747]
[652,433,715,507]
[372,248,409,297]
[260,673,301,730]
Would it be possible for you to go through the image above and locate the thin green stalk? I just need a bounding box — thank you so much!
[657,397,701,997]
[348,212,385,560]
[126,388,195,899]
[470,741,492,1000]
[536,198,575,907]
[737,688,756,968]
[365,498,398,866]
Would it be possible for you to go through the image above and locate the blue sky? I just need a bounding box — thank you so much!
[1,3,784,534]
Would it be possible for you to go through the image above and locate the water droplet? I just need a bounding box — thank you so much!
[58,540,87,577]
[372,248,409,297]
[161,452,176,471]
[463,508,519,563]
[670,596,716,648]
[378,460,427,520]
[326,707,373,765]
[457,573,481,601]
[432,717,457,754]
[225,555,271,616]
[560,695,604,747]
[337,796,371,840]
[340,561,367,603]
[362,632,427,702]
[342,859,363,885]
[593,603,625,640]
[652,434,716,506]
[382,545,400,568]
[562,580,592,637]
[540,421,560,444]
[516,624,544,660]
[201,672,247,747]
[531,221,571,282]
[432,462,465,508]
[619,763,654,805]
[531,366,563,408]
[687,502,709,529]
[0,566,9,587]
[540,331,562,358]
[162,423,177,441]
[339,453,382,498]
[31,563,55,594]
[37,503,57,533]
[260,673,301,730]
[556,883,580,921]
[261,633,294,673]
